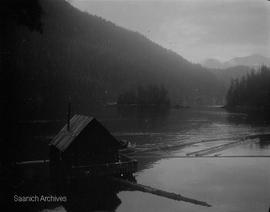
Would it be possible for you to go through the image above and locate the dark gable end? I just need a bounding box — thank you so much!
[76,118,121,153]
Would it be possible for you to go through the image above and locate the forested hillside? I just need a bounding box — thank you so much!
[2,0,225,120]
[209,66,252,87]
[226,66,270,111]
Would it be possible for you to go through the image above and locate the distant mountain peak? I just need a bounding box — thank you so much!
[202,54,270,69]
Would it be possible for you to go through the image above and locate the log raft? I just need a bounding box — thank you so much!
[186,138,259,157]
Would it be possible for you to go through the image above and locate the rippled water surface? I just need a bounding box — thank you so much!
[19,106,270,211]
[98,107,270,212]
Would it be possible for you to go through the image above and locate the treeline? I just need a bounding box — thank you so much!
[117,85,170,107]
[226,66,270,110]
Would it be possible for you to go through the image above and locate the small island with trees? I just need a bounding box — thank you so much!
[117,85,170,108]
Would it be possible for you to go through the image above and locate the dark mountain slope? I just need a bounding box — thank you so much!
[3,0,225,120]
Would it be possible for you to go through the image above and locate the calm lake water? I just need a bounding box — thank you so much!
[15,106,270,211]
[102,106,270,212]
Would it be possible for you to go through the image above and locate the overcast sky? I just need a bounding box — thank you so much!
[69,0,270,63]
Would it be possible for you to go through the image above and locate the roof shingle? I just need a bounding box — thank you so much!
[50,114,93,152]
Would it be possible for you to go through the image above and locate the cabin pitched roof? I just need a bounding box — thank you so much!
[50,114,94,152]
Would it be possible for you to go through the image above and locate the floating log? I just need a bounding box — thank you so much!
[111,177,211,207]
[186,138,259,157]
[131,155,270,159]
[122,133,270,155]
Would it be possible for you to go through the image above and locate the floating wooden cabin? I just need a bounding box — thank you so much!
[49,114,137,181]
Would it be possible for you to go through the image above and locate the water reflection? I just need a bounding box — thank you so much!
[116,106,170,132]
[8,106,270,212]
[226,110,270,127]
[254,134,270,150]
[63,178,123,212]
[117,158,270,212]
[117,105,170,118]
[3,175,136,212]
